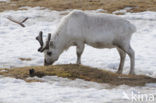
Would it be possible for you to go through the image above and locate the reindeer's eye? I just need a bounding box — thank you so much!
[47,51,52,56]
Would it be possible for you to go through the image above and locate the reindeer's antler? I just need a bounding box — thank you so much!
[40,33,51,52]
[36,31,44,52]
[7,17,28,27]
[36,31,51,52]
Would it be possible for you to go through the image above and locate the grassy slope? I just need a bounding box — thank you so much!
[0,0,156,12]
[0,64,156,86]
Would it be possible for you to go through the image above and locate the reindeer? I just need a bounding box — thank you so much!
[36,10,136,75]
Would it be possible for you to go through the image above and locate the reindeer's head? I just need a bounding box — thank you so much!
[36,31,59,66]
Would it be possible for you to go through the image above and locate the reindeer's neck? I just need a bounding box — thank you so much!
[53,31,71,55]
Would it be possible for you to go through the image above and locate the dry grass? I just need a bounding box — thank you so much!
[0,64,156,86]
[0,0,156,12]
[19,57,32,61]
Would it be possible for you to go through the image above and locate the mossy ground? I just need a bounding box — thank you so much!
[0,64,156,86]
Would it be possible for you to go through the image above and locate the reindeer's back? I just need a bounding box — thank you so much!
[58,10,136,47]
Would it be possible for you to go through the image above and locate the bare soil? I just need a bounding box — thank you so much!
[19,57,32,61]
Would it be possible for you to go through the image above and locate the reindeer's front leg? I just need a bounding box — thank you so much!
[76,42,84,64]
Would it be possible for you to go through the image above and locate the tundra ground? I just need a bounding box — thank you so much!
[0,0,156,12]
[1,64,156,86]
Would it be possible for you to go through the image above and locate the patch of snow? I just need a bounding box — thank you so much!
[0,69,8,72]
[0,76,156,103]
[122,11,156,21]
[113,7,134,14]
[96,9,107,13]
[0,0,10,2]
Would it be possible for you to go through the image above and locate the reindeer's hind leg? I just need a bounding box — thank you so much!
[126,46,135,75]
[76,42,84,64]
[117,43,135,75]
[116,48,126,74]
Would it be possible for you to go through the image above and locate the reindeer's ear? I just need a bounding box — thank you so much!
[50,41,55,48]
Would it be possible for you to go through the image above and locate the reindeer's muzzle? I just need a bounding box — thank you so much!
[44,59,54,66]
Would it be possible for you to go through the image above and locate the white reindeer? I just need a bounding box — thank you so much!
[36,10,136,74]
